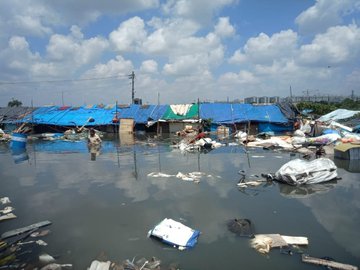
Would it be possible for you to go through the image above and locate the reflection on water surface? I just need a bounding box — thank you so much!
[0,135,359,269]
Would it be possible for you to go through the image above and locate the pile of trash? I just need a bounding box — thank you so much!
[0,197,71,269]
[230,108,360,160]
[225,217,358,269]
[175,137,224,152]
[88,255,181,270]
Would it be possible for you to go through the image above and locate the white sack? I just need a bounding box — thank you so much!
[275,158,338,185]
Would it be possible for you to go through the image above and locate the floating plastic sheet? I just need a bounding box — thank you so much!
[148,218,200,250]
[274,158,338,185]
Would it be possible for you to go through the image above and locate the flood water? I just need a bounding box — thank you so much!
[1,134,360,269]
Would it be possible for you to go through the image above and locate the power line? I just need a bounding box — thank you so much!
[0,74,129,85]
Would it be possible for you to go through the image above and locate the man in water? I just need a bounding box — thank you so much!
[88,128,101,145]
[88,128,102,160]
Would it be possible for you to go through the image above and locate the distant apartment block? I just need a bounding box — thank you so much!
[244,96,280,104]
[244,95,358,104]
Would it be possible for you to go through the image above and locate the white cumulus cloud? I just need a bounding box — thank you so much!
[162,0,236,24]
[83,55,133,78]
[214,17,235,38]
[229,30,298,65]
[140,60,158,73]
[298,24,360,66]
[109,17,147,52]
[295,0,360,35]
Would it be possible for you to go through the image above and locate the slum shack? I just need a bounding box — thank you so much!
[159,104,200,133]
[199,103,295,135]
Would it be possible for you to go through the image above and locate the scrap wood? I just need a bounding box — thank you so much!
[251,234,308,254]
[256,234,308,247]
[14,123,27,133]
[281,235,308,245]
[1,220,52,239]
[302,254,358,270]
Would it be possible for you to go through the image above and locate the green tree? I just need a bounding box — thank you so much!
[296,102,336,116]
[339,98,360,110]
[7,98,23,107]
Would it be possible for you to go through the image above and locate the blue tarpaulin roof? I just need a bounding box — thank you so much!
[17,103,290,127]
[21,104,168,126]
[117,104,168,124]
[200,103,289,124]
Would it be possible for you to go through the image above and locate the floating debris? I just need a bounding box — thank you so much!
[302,254,358,270]
[251,234,308,254]
[148,171,213,183]
[227,218,254,238]
[0,213,17,222]
[274,158,338,185]
[40,263,73,270]
[0,197,11,205]
[39,253,56,264]
[148,218,200,250]
[1,220,52,239]
[88,260,111,270]
[0,206,15,214]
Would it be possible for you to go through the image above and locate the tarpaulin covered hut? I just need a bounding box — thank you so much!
[20,104,168,133]
[199,103,293,135]
[159,104,200,133]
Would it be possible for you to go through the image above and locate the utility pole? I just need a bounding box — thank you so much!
[128,71,135,104]
[290,85,293,102]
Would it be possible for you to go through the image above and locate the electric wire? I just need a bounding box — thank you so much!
[0,74,129,85]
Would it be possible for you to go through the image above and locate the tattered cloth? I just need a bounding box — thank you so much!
[170,104,193,116]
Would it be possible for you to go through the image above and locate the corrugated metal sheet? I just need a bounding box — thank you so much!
[0,107,35,123]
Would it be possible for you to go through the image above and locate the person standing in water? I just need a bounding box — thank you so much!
[88,128,102,145]
[88,128,102,161]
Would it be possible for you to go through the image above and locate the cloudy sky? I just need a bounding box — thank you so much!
[0,0,359,106]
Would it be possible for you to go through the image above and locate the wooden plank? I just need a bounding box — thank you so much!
[302,254,358,270]
[1,220,51,239]
[254,234,309,248]
[281,235,308,245]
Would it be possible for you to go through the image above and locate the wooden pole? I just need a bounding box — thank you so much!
[302,254,358,270]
